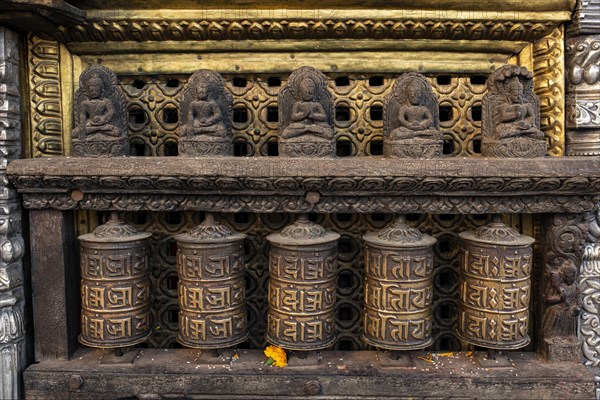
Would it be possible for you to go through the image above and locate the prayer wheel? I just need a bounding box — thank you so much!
[266,215,340,350]
[458,216,534,349]
[79,212,152,348]
[175,213,248,348]
[362,215,436,350]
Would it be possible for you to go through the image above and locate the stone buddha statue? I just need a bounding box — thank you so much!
[71,65,128,157]
[390,80,438,140]
[72,73,121,139]
[278,66,335,157]
[496,79,544,140]
[481,64,547,157]
[181,80,227,138]
[281,76,333,140]
[384,72,442,158]
[178,69,233,156]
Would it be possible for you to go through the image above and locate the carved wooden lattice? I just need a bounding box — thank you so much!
[119,73,486,158]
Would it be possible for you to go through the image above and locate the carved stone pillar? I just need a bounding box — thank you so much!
[0,26,26,399]
[566,1,600,155]
[566,0,600,369]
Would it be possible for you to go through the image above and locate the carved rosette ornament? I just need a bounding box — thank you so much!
[178,70,233,156]
[266,215,339,350]
[71,65,129,157]
[482,65,547,158]
[278,66,335,157]
[362,215,436,350]
[384,73,443,159]
[78,212,152,348]
[174,213,248,348]
[458,216,534,350]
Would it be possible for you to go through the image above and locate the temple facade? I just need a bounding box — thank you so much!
[1,0,600,398]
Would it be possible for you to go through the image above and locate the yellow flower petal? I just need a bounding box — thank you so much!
[264,345,287,367]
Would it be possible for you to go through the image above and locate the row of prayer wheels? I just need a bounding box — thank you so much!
[78,212,534,352]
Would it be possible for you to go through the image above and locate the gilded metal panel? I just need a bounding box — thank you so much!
[533,26,565,156]
[78,216,152,348]
[458,220,534,350]
[26,34,66,158]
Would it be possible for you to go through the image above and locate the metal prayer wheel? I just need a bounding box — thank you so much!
[175,213,248,348]
[78,212,152,348]
[458,216,534,350]
[362,215,436,350]
[266,215,340,350]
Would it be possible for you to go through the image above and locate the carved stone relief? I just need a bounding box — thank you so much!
[482,65,547,158]
[278,66,334,157]
[0,26,26,400]
[384,73,442,158]
[71,64,128,157]
[178,70,233,156]
[541,212,591,362]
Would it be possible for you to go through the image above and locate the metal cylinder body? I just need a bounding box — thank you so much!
[79,215,152,348]
[362,215,436,350]
[175,215,248,348]
[458,218,534,350]
[266,216,340,350]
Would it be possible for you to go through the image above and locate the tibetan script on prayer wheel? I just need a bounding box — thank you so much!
[78,212,152,348]
[175,214,248,349]
[266,215,340,350]
[458,216,534,350]
[362,215,436,350]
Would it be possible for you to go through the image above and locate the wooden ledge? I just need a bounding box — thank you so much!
[8,156,600,213]
[24,348,595,399]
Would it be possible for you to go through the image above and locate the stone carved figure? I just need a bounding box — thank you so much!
[72,64,128,157]
[384,73,442,158]
[179,69,232,156]
[543,260,581,339]
[279,66,334,157]
[482,65,547,157]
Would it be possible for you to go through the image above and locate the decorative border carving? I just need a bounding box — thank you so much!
[0,26,26,400]
[26,34,65,158]
[533,26,565,156]
[581,243,600,366]
[53,17,561,43]
[568,100,600,127]
[19,193,599,214]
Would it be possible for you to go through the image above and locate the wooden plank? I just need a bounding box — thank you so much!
[29,210,79,361]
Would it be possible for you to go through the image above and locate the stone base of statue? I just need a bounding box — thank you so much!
[384,137,443,159]
[541,337,582,362]
[178,136,232,157]
[72,137,128,157]
[482,137,547,158]
[279,136,334,157]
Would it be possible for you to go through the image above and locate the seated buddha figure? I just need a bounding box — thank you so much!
[182,81,226,138]
[390,80,438,141]
[72,74,121,139]
[496,79,544,140]
[281,77,333,140]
